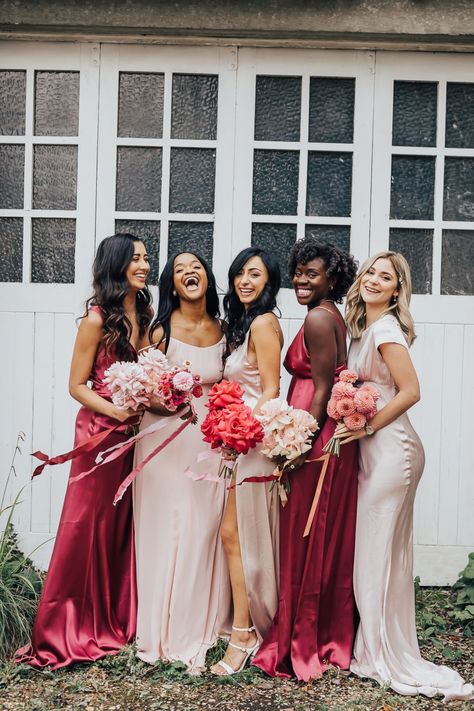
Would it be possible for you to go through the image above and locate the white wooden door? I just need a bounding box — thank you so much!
[0,42,99,568]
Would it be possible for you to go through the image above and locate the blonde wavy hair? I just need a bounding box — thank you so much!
[345,251,416,346]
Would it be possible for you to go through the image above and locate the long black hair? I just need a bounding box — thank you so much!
[288,237,358,303]
[224,247,281,357]
[85,233,152,360]
[149,251,220,352]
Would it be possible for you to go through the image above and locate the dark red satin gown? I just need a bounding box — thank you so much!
[253,316,358,681]
[16,321,137,669]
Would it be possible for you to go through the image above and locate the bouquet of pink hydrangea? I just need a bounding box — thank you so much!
[103,361,154,410]
[257,398,319,504]
[323,369,380,456]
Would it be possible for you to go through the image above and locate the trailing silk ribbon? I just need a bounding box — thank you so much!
[31,417,141,478]
[303,453,331,538]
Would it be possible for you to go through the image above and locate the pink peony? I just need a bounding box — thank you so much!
[343,412,367,431]
[336,397,356,418]
[339,369,358,384]
[172,370,194,391]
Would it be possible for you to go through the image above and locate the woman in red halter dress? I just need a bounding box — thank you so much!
[16,234,152,669]
[253,238,359,681]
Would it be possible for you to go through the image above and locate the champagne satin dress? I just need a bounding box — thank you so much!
[348,314,474,701]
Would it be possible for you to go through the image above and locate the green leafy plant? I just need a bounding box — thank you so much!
[452,552,474,636]
[0,432,43,660]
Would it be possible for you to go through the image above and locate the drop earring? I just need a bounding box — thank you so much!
[173,289,177,296]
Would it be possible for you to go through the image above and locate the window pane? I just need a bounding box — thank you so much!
[306,152,352,217]
[31,218,75,283]
[34,71,80,136]
[118,72,164,139]
[0,71,26,136]
[390,155,435,220]
[392,81,437,147]
[304,224,351,253]
[441,230,474,295]
[252,223,297,288]
[116,147,162,212]
[0,144,24,208]
[0,217,23,282]
[389,228,433,294]
[169,148,215,213]
[309,78,355,144]
[115,219,160,285]
[33,145,77,210]
[168,221,213,266]
[252,150,299,215]
[443,158,474,221]
[171,74,218,140]
[446,83,474,149]
[254,76,301,142]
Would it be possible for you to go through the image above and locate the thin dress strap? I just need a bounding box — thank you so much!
[314,305,346,337]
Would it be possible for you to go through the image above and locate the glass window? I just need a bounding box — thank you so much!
[116,147,162,212]
[306,152,352,217]
[31,218,76,283]
[0,144,24,209]
[251,223,297,288]
[389,228,433,294]
[252,149,299,215]
[445,82,474,149]
[443,158,474,221]
[168,221,214,266]
[309,77,355,144]
[304,224,351,253]
[0,71,26,136]
[34,71,80,137]
[441,230,474,295]
[169,148,216,214]
[171,74,218,140]
[392,81,437,147]
[118,72,164,139]
[32,145,78,210]
[254,76,301,142]
[0,217,23,282]
[390,155,435,220]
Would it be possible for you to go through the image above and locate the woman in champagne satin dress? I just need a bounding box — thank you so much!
[336,251,474,702]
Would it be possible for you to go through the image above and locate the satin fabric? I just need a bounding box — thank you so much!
[16,314,137,669]
[253,316,358,681]
[349,315,474,701]
[224,329,279,642]
[133,337,231,672]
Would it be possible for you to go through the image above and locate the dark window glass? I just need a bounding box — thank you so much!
[0,217,23,282]
[389,228,433,294]
[252,150,299,215]
[306,152,352,217]
[304,224,351,253]
[118,72,164,139]
[0,144,24,208]
[169,148,216,214]
[446,83,474,149]
[116,147,162,212]
[0,71,26,136]
[390,156,435,220]
[254,76,301,142]
[34,71,80,136]
[168,221,214,266]
[392,81,437,147]
[31,218,75,283]
[171,74,218,140]
[115,219,161,285]
[441,230,474,295]
[251,223,297,288]
[443,158,474,221]
[33,145,77,210]
[309,78,355,143]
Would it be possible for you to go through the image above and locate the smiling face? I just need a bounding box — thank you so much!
[233,255,269,308]
[125,241,150,291]
[292,257,332,308]
[172,252,208,302]
[360,257,399,309]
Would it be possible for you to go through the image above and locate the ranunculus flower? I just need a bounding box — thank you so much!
[343,412,367,431]
[192,385,203,398]
[336,397,356,418]
[207,380,245,410]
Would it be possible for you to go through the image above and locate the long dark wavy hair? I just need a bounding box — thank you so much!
[85,233,152,360]
[149,251,220,352]
[224,247,281,358]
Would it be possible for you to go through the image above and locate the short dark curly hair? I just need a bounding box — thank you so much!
[288,237,358,303]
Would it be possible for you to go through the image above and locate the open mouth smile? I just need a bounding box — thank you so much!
[183,275,200,291]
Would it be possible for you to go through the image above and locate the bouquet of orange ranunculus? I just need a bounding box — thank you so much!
[323,369,380,456]
[257,398,319,504]
[201,380,264,478]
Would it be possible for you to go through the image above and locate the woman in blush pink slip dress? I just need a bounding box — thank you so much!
[253,238,359,682]
[16,233,152,669]
[336,251,474,702]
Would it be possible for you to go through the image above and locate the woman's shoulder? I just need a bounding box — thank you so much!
[250,312,283,339]
[372,314,408,349]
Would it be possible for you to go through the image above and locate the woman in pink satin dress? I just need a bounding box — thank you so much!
[16,233,152,669]
[254,237,359,682]
[336,252,474,702]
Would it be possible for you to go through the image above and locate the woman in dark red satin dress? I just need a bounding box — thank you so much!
[253,237,359,681]
[16,233,152,669]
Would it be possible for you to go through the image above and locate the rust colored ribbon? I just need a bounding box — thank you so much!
[31,417,140,478]
[303,452,331,538]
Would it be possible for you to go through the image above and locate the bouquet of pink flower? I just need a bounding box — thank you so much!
[103,360,154,410]
[201,380,264,478]
[257,398,319,504]
[323,369,380,456]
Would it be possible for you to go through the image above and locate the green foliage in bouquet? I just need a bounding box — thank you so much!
[452,552,474,636]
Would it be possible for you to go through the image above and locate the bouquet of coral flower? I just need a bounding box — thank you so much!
[201,380,264,478]
[257,398,319,504]
[323,369,380,456]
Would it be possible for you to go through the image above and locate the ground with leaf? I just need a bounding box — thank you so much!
[1,584,473,711]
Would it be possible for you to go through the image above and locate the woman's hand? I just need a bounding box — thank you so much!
[221,445,238,462]
[284,451,309,472]
[147,397,176,417]
[333,422,366,445]
[108,405,141,423]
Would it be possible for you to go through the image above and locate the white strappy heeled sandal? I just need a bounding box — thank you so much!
[212,625,260,675]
